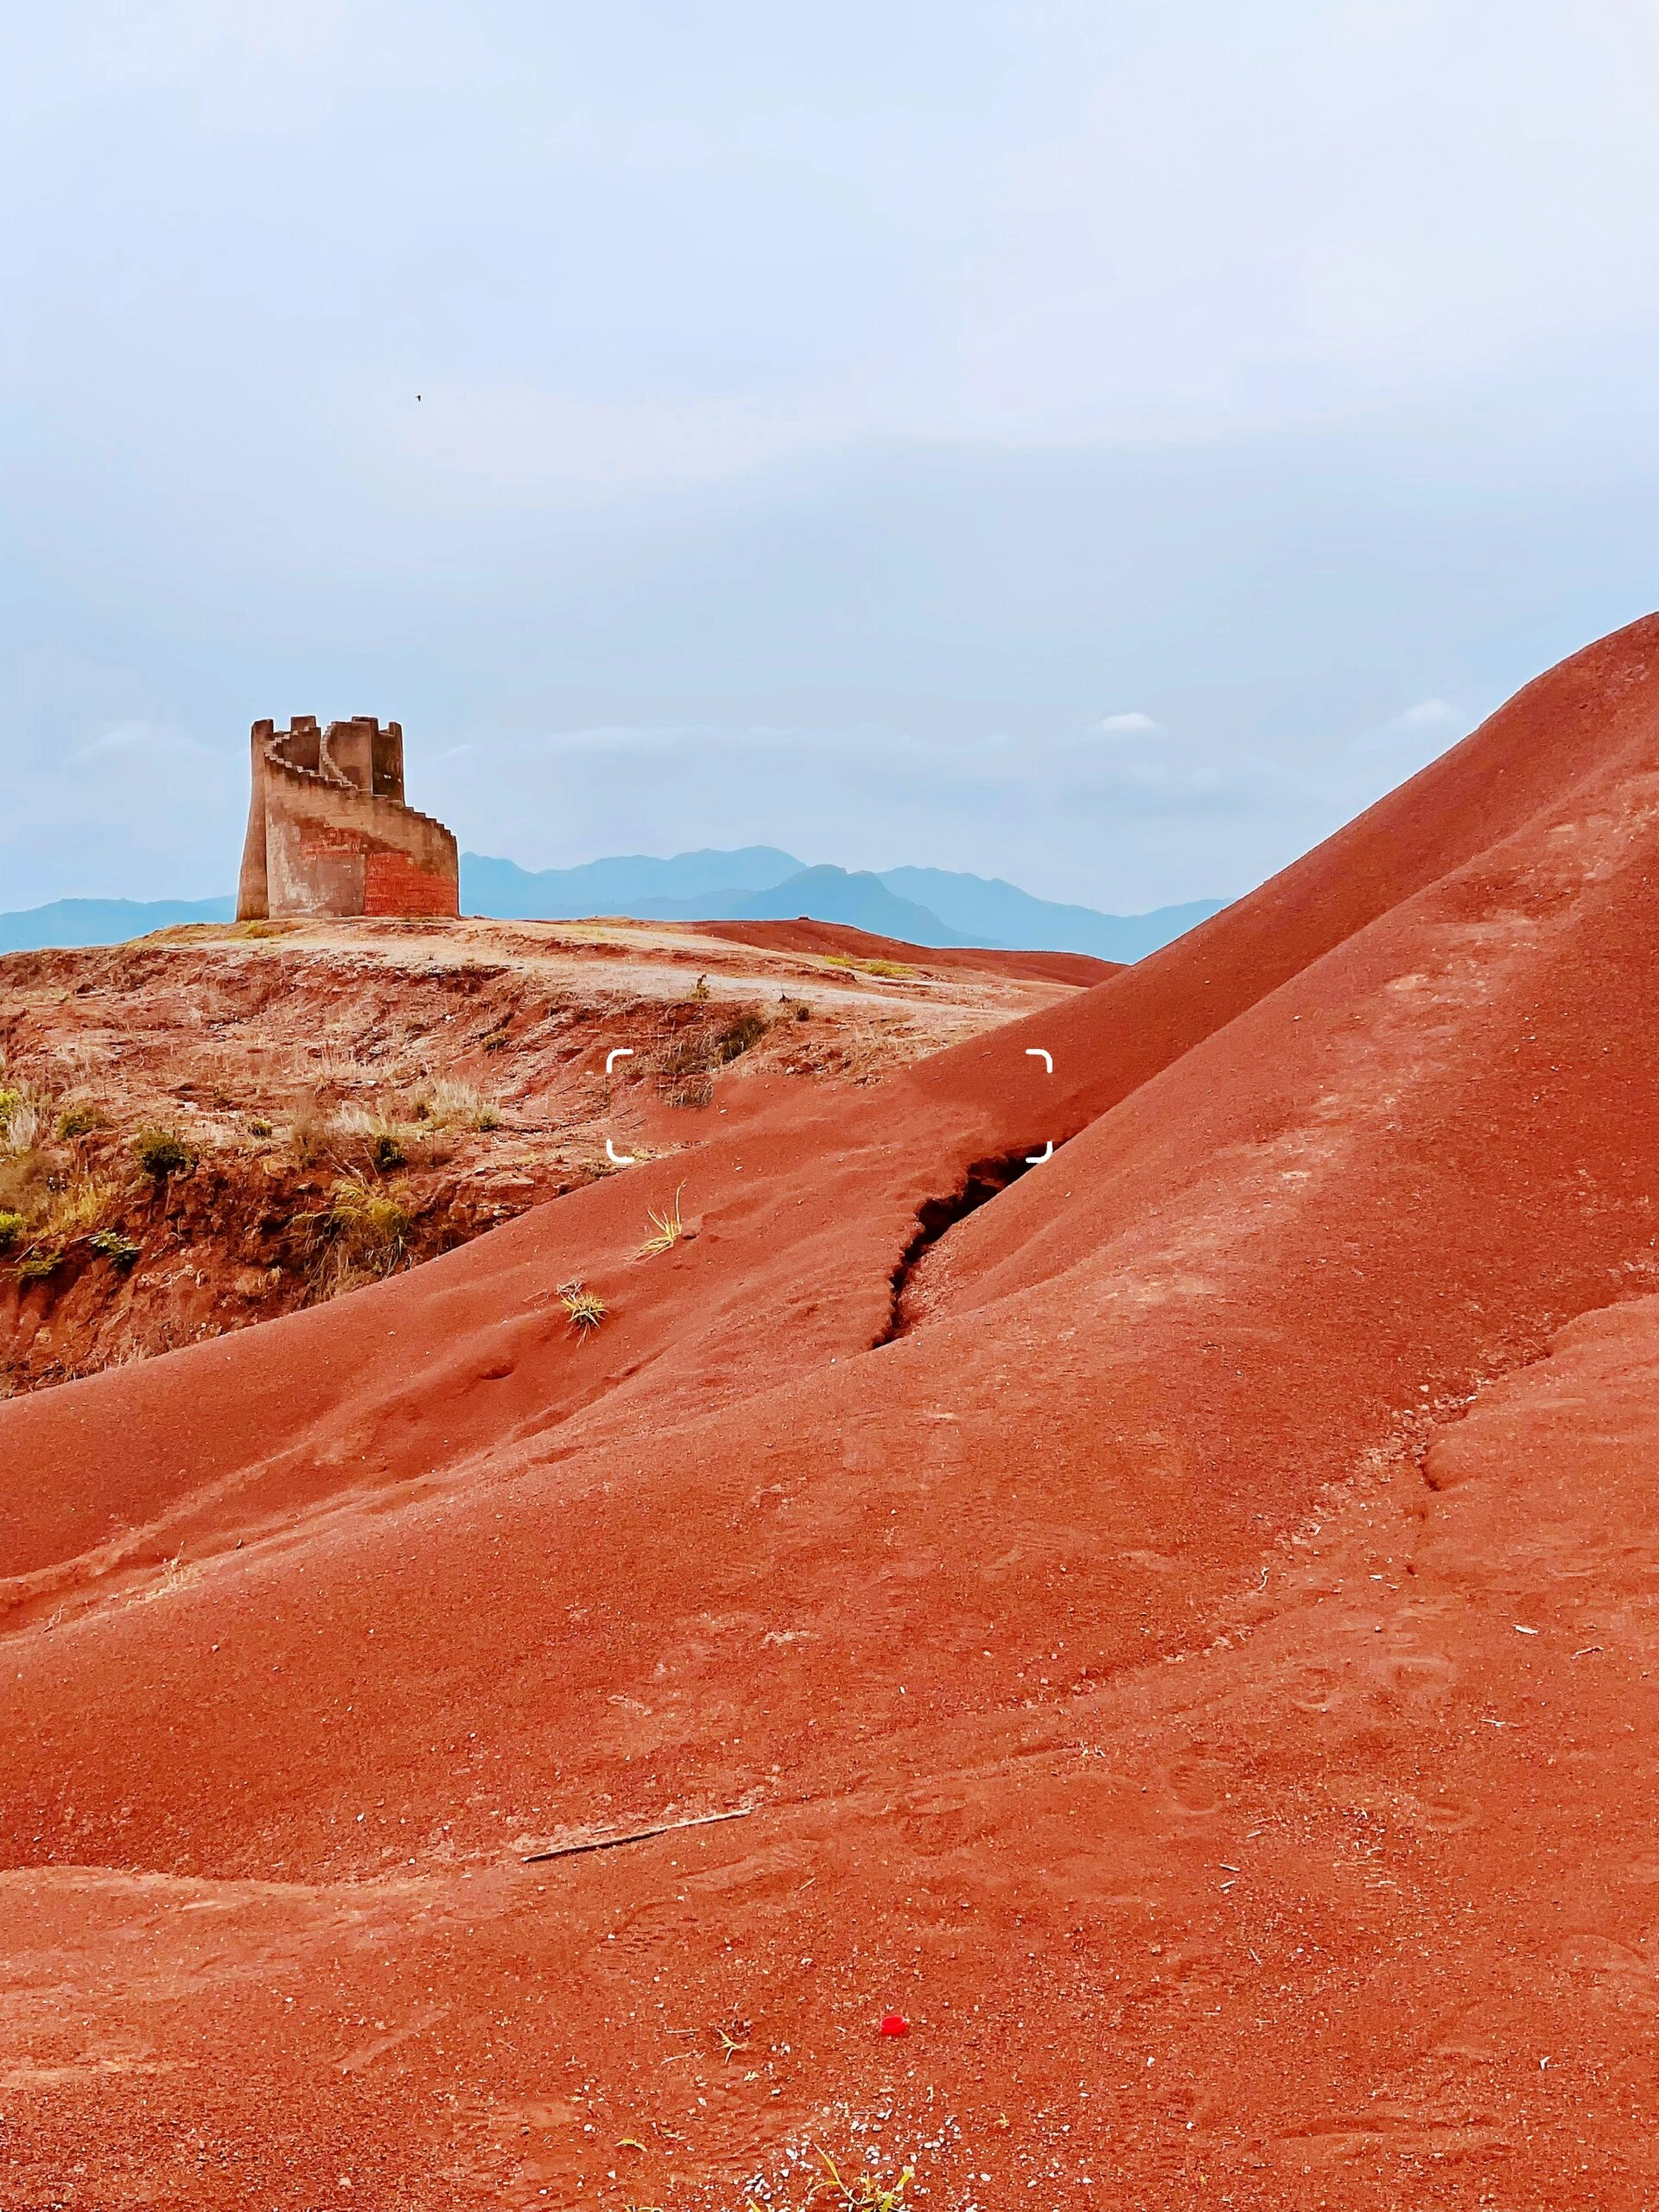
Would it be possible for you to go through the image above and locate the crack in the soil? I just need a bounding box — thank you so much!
[874,1147,1049,1346]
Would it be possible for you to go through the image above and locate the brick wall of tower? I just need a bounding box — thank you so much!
[363,849,460,917]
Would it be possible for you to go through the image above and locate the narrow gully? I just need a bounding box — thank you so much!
[872,1146,1051,1346]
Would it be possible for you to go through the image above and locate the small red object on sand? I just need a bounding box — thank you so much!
[880,2012,909,2037]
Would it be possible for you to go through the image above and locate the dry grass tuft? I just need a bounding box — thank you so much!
[802,2151,915,2209]
[138,1548,199,1601]
[557,1279,607,1336]
[334,1103,414,1172]
[410,1077,501,1131]
[639,1183,686,1257]
[0,1084,52,1155]
[714,1007,769,1062]
[653,1002,769,1108]
[41,1176,123,1242]
[284,1103,337,1166]
[324,1173,412,1264]
[306,1044,390,1093]
[300,1173,414,1296]
[820,955,913,981]
[3,1173,125,1282]
[654,1033,716,1109]
[742,2149,918,2212]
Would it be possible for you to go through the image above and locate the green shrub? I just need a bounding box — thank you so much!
[130,1126,196,1180]
[55,1102,104,1139]
[0,1210,23,1252]
[90,1228,142,1271]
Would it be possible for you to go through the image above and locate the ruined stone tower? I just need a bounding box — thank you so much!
[237,716,460,921]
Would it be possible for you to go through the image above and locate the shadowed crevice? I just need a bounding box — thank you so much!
[873,1147,1049,1346]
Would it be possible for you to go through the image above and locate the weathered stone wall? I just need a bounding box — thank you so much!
[237,718,459,922]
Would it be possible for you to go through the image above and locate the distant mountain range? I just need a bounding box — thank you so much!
[458,851,1224,959]
[0,895,237,953]
[0,853,1224,961]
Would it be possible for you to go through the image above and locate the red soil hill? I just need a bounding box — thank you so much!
[5,615,1659,2208]
[692,915,1119,987]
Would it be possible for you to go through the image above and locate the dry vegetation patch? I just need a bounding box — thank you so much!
[650,1001,772,1107]
[302,1173,415,1296]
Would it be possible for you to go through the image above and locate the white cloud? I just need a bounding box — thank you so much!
[1393,697,1463,731]
[1094,711,1164,737]
[1352,696,1473,760]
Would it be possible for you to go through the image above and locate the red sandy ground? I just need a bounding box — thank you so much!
[3,615,1659,2208]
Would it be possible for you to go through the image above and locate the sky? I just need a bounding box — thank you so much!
[6,0,1659,914]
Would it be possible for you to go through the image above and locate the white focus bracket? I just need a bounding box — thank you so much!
[1025,1048,1054,1161]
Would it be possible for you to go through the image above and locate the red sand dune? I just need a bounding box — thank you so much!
[5,615,1659,2207]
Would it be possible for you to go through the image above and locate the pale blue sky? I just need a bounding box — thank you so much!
[6,2,1659,912]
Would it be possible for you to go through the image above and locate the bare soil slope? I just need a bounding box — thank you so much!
[4,617,1659,2209]
[0,917,1077,1395]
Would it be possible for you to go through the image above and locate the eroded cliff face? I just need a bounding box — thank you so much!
[238,715,460,920]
